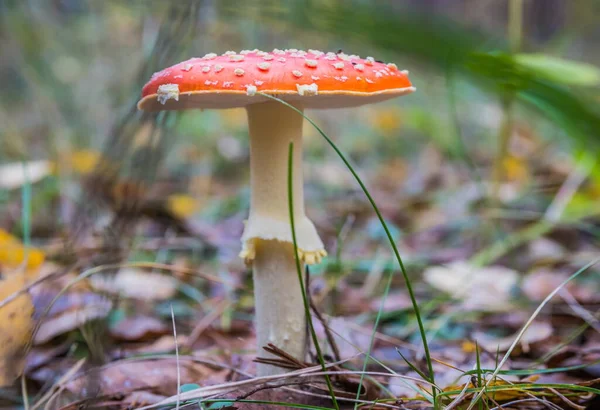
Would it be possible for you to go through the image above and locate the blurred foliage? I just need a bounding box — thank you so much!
[219,0,600,151]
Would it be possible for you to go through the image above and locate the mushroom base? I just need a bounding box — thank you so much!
[253,239,307,376]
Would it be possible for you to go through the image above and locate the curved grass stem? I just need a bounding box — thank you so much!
[260,93,438,407]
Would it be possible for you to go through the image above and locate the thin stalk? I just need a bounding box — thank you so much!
[508,0,524,53]
[260,94,437,406]
[492,0,523,199]
[21,161,32,260]
[287,143,339,410]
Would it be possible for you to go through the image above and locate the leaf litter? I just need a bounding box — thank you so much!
[1,3,600,409]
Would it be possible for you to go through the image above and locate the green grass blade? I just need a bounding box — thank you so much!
[396,349,431,386]
[475,342,484,410]
[464,257,600,410]
[260,93,437,407]
[287,143,339,410]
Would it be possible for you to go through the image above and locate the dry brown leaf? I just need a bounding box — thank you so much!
[32,289,112,344]
[424,261,518,311]
[53,358,210,407]
[0,272,34,386]
[110,315,169,341]
[473,321,554,353]
[89,269,177,300]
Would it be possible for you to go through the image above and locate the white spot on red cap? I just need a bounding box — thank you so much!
[366,78,374,84]
[387,63,398,70]
[305,59,318,68]
[229,54,245,61]
[401,69,409,76]
[333,62,344,70]
[245,84,257,96]
[202,53,217,60]
[240,50,252,55]
[257,62,271,71]
[202,66,211,73]
[157,84,179,105]
[354,63,364,71]
[277,57,286,63]
[273,49,285,55]
[365,57,374,65]
[311,75,320,81]
[254,80,264,85]
[223,51,236,55]
[262,55,274,61]
[296,83,318,96]
[292,70,303,78]
[223,81,233,88]
[234,68,245,76]
[174,75,183,79]
[214,64,224,73]
[181,63,194,71]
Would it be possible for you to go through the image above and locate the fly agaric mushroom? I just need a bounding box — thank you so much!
[138,49,414,375]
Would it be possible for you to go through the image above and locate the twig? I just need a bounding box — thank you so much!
[184,298,230,349]
[545,155,594,222]
[548,388,586,410]
[559,289,600,334]
[306,265,342,363]
[310,295,342,363]
[171,304,181,410]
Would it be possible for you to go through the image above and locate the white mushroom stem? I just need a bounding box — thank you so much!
[247,101,306,233]
[244,101,324,376]
[253,239,306,376]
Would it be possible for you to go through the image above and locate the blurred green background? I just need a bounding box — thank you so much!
[1,0,599,269]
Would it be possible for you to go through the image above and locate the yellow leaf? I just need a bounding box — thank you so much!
[0,273,34,386]
[370,106,403,135]
[441,375,542,403]
[0,229,45,271]
[461,340,477,353]
[503,155,529,182]
[166,194,200,218]
[69,149,101,174]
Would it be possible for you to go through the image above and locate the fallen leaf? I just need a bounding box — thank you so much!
[442,374,541,403]
[166,194,201,219]
[369,106,403,135]
[32,288,112,344]
[473,321,554,353]
[55,358,211,406]
[424,261,518,311]
[0,272,34,386]
[90,268,178,300]
[67,149,101,174]
[521,269,572,301]
[0,228,45,272]
[110,315,169,341]
[502,155,530,182]
[0,160,52,189]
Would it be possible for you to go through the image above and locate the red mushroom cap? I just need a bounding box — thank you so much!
[138,49,415,111]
